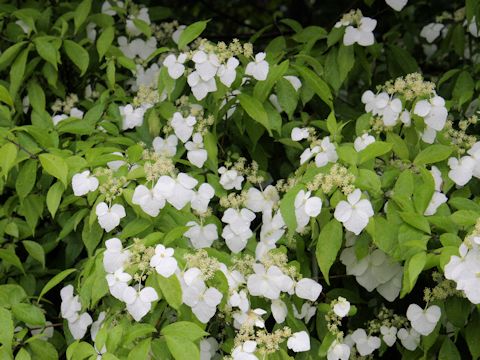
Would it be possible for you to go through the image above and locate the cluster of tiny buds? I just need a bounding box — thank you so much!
[51,93,79,114]
[142,151,176,181]
[196,38,253,63]
[367,305,407,334]
[307,164,356,195]
[184,249,220,281]
[444,117,477,155]
[152,20,180,44]
[232,254,256,277]
[95,168,127,202]
[383,73,435,101]
[256,327,292,355]
[370,115,394,133]
[193,207,213,218]
[337,9,363,27]
[219,192,246,209]
[423,278,462,303]
[128,238,155,282]
[261,251,298,279]
[325,310,343,335]
[275,177,299,193]
[435,7,465,22]
[133,85,160,108]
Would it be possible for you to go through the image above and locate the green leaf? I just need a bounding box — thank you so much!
[46,182,64,218]
[402,251,426,296]
[451,210,479,227]
[165,335,200,360]
[0,84,13,107]
[120,218,151,239]
[203,131,218,171]
[238,93,271,135]
[97,26,114,60]
[157,274,182,310]
[177,20,209,49]
[34,37,59,70]
[0,249,25,273]
[0,142,18,179]
[0,42,26,71]
[0,307,13,348]
[37,268,77,302]
[253,60,289,102]
[293,64,333,109]
[22,240,45,268]
[12,303,45,326]
[439,337,461,360]
[27,339,58,360]
[161,321,207,341]
[9,48,29,97]
[276,78,298,117]
[399,212,431,234]
[39,153,68,186]
[414,144,453,165]
[465,309,480,359]
[337,43,355,85]
[128,339,151,360]
[63,40,89,76]
[358,141,392,164]
[279,184,303,233]
[74,0,92,33]
[316,219,343,285]
[27,80,46,112]
[107,58,116,89]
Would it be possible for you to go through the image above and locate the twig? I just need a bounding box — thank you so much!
[4,136,39,159]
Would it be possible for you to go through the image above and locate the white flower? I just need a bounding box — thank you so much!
[96,203,126,232]
[380,325,397,347]
[60,285,82,321]
[70,107,84,119]
[218,167,244,190]
[170,112,196,143]
[106,268,132,300]
[361,91,402,125]
[424,191,447,216]
[126,7,150,36]
[284,75,302,91]
[187,71,217,100]
[191,183,215,213]
[420,23,445,43]
[400,109,411,126]
[467,17,480,37]
[52,114,68,126]
[327,340,351,360]
[406,304,441,336]
[163,53,187,79]
[182,277,222,323]
[153,135,178,157]
[122,286,158,321]
[218,57,239,87]
[245,52,269,81]
[333,297,350,318]
[120,104,145,130]
[351,328,381,356]
[193,51,220,81]
[154,173,198,210]
[413,96,448,131]
[354,133,375,152]
[67,312,93,340]
[232,341,258,360]
[294,303,317,323]
[200,337,219,360]
[448,156,476,186]
[101,0,124,16]
[172,25,186,44]
[131,63,160,91]
[291,127,310,141]
[314,137,338,167]
[397,328,420,351]
[287,331,311,352]
[245,185,280,213]
[467,141,480,177]
[184,221,218,249]
[271,299,288,324]
[90,312,106,341]
[385,0,408,11]
[247,264,293,300]
[344,17,377,46]
[334,189,373,235]
[72,170,99,196]
[233,308,267,329]
[222,208,255,253]
[132,185,166,217]
[294,190,322,232]
[103,238,130,273]
[185,133,208,167]
[256,210,285,259]
[295,278,322,302]
[229,289,250,313]
[150,245,177,278]
[107,152,126,171]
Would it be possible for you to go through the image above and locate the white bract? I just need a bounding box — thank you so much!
[385,0,408,11]
[380,325,397,347]
[150,244,177,277]
[413,95,448,131]
[245,185,280,213]
[312,137,338,167]
[106,268,132,300]
[217,57,239,87]
[182,276,223,323]
[334,189,373,235]
[397,328,420,351]
[232,341,258,360]
[406,304,441,336]
[200,338,219,360]
[222,208,255,253]
[420,23,445,43]
[185,133,208,168]
[152,135,178,157]
[103,238,131,273]
[120,104,145,130]
[154,173,198,210]
[448,156,476,186]
[72,170,99,196]
[187,71,217,100]
[287,331,311,352]
[245,52,269,81]
[354,133,375,152]
[294,190,322,232]
[350,328,381,356]
[424,166,447,216]
[327,340,350,360]
[60,285,92,340]
[344,17,377,46]
[233,308,266,329]
[191,183,215,213]
[218,167,244,190]
[170,112,196,143]
[184,221,218,249]
[132,185,166,217]
[247,264,293,300]
[291,127,310,141]
[122,286,158,321]
[295,278,322,302]
[163,53,187,79]
[271,299,288,323]
[96,203,126,232]
[294,303,317,323]
[333,297,350,318]
[193,51,220,81]
[361,91,402,126]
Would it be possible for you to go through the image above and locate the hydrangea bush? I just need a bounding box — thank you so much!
[1,0,480,359]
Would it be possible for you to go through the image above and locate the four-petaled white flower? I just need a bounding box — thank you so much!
[152,135,178,157]
[448,156,476,186]
[218,57,240,87]
[187,71,217,100]
[420,23,445,43]
[200,337,219,360]
[327,340,351,360]
[132,185,166,217]
[413,95,448,131]
[72,170,99,196]
[397,328,420,351]
[185,133,208,168]
[380,325,397,347]
[294,190,322,232]
[291,127,310,141]
[96,202,126,232]
[233,308,267,329]
[247,264,293,300]
[271,299,288,324]
[350,328,381,356]
[287,331,311,352]
[154,173,198,210]
[334,189,373,235]
[193,51,220,81]
[222,208,256,253]
[385,0,408,11]
[106,268,132,300]
[232,341,258,360]
[315,137,338,167]
[354,133,375,152]
[191,183,215,214]
[60,285,82,320]
[406,304,441,336]
[245,185,280,213]
[295,278,323,302]
[361,91,402,126]
[218,166,244,190]
[245,52,269,81]
[163,53,187,79]
[120,104,145,130]
[122,286,158,321]
[182,276,223,323]
[67,312,93,340]
[150,244,177,278]
[103,238,130,273]
[344,17,377,46]
[294,303,317,323]
[333,297,350,318]
[171,112,197,143]
[184,221,218,249]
